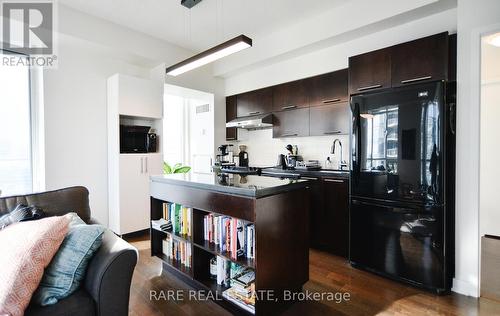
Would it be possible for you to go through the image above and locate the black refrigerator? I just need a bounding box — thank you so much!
[349,81,455,293]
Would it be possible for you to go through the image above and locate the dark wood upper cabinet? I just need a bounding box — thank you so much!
[309,102,350,136]
[391,32,449,87]
[236,87,273,117]
[272,79,308,111]
[349,48,391,95]
[273,107,310,138]
[307,69,348,107]
[226,95,237,141]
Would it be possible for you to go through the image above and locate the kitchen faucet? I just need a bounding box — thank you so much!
[331,139,348,171]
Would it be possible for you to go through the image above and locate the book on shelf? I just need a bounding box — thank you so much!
[216,255,230,286]
[221,267,256,314]
[162,202,171,221]
[162,234,191,268]
[222,287,255,314]
[151,218,172,232]
[203,213,254,260]
[161,202,192,237]
[246,225,255,259]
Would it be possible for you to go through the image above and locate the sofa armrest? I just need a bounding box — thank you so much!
[84,228,138,316]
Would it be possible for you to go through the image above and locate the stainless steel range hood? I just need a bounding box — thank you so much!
[226,113,273,129]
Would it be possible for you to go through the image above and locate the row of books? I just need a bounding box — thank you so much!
[162,235,191,268]
[220,258,255,314]
[162,202,192,236]
[203,213,255,260]
[212,256,255,313]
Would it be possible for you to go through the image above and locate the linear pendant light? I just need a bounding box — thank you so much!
[166,35,252,76]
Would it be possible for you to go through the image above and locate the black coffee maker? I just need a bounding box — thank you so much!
[216,144,235,167]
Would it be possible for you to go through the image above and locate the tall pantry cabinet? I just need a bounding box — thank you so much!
[107,73,164,235]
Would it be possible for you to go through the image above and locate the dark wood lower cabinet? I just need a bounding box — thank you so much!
[304,177,324,248]
[308,176,349,258]
[323,178,349,258]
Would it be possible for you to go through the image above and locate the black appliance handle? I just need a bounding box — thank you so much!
[351,199,420,214]
[449,102,456,135]
[350,98,362,177]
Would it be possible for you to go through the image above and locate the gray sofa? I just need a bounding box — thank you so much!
[0,186,138,316]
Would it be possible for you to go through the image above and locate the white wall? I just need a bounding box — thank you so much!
[480,36,500,238]
[43,5,223,226]
[223,8,457,95]
[480,81,500,236]
[161,65,226,160]
[454,0,500,297]
[43,36,150,225]
[228,129,349,169]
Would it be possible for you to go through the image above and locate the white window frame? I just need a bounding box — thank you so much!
[0,49,45,195]
[30,66,45,193]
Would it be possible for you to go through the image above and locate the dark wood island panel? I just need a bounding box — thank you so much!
[149,174,311,315]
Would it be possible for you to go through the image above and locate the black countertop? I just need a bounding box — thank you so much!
[150,172,310,198]
[261,167,350,179]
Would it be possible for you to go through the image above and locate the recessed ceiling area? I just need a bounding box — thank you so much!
[482,32,500,82]
[58,0,350,52]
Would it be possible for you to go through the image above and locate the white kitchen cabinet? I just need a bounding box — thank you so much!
[117,154,149,235]
[109,153,163,235]
[108,73,163,119]
[107,72,164,235]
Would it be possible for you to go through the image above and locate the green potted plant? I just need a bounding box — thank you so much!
[163,162,191,174]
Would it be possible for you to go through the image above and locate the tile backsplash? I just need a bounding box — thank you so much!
[228,128,350,169]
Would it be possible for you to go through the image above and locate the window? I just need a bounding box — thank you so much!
[0,50,39,196]
[363,106,399,173]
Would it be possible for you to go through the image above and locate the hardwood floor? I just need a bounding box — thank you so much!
[126,235,500,315]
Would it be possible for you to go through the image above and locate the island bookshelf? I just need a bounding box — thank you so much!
[150,179,309,315]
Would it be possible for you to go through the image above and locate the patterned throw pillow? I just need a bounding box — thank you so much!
[32,214,105,306]
[0,215,71,316]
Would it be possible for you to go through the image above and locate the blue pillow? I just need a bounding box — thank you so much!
[32,214,105,306]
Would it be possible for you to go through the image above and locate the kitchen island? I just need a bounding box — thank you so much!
[149,173,310,315]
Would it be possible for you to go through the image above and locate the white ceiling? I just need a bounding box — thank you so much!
[58,0,350,52]
[482,33,500,82]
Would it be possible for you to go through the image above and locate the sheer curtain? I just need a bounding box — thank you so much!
[0,51,32,196]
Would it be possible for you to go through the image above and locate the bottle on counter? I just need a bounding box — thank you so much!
[239,145,249,167]
[325,157,333,169]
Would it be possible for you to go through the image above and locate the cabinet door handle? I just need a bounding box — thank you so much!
[281,105,297,110]
[301,176,318,181]
[248,111,260,115]
[401,76,432,84]
[324,178,344,183]
[322,98,341,104]
[226,137,236,140]
[323,131,341,135]
[280,133,298,137]
[357,84,382,91]
[140,157,144,174]
[145,157,148,173]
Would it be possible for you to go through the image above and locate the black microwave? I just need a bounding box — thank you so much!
[120,125,157,153]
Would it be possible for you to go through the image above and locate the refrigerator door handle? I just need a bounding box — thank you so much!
[351,199,418,214]
[351,100,362,175]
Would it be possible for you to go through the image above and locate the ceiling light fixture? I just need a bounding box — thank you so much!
[487,33,500,47]
[166,35,252,76]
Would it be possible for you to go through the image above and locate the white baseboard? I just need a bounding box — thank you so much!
[452,278,479,297]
